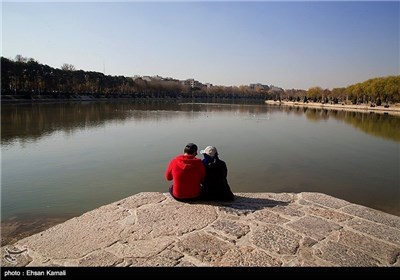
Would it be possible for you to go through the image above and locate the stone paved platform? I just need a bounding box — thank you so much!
[1,192,400,267]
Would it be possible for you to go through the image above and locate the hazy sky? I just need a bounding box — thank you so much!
[2,1,399,89]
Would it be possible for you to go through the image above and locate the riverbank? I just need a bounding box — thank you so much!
[265,100,400,116]
[2,192,400,267]
[0,95,168,104]
[0,95,265,105]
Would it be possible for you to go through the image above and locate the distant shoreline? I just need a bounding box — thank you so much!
[2,97,400,116]
[0,96,169,104]
[0,96,265,105]
[265,100,400,116]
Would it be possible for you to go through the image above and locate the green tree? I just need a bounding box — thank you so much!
[306,87,323,101]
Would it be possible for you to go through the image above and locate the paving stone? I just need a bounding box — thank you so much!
[205,230,236,244]
[308,206,353,223]
[175,260,197,267]
[314,241,382,266]
[83,204,130,223]
[218,205,259,216]
[336,229,400,265]
[269,204,305,218]
[129,256,179,267]
[218,246,282,267]
[15,216,123,259]
[115,259,132,267]
[252,209,289,224]
[301,193,350,209]
[287,216,342,241]
[115,192,166,209]
[346,218,400,246]
[211,219,250,239]
[301,237,318,247]
[125,203,217,239]
[342,204,400,229]
[78,250,123,266]
[4,192,398,268]
[298,199,312,206]
[176,232,235,264]
[118,215,136,226]
[284,258,323,267]
[106,237,174,258]
[223,194,291,216]
[158,248,184,261]
[251,224,302,255]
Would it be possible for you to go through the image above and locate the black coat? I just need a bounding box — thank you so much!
[201,158,234,201]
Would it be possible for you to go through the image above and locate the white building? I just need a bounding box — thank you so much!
[182,79,204,88]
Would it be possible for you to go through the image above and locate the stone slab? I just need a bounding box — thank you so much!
[287,216,342,241]
[342,204,400,230]
[346,218,400,246]
[251,224,302,255]
[335,229,400,264]
[301,193,351,209]
[2,192,399,267]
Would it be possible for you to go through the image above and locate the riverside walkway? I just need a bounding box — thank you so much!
[265,100,400,116]
[1,192,400,267]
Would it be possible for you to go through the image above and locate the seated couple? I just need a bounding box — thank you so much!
[165,143,234,202]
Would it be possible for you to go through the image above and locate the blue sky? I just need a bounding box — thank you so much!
[2,1,399,89]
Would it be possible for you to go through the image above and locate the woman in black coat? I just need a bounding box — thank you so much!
[200,146,234,201]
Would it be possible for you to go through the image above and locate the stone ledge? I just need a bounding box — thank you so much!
[2,192,400,267]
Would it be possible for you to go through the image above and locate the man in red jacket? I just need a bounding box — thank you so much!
[165,143,205,201]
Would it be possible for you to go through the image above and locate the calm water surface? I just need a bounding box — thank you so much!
[1,101,399,222]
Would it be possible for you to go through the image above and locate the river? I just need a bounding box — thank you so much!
[1,100,399,243]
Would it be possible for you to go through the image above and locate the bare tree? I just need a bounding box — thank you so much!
[61,63,76,71]
[15,54,27,62]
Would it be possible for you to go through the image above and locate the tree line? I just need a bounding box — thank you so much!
[1,55,399,103]
[1,56,268,100]
[277,76,399,105]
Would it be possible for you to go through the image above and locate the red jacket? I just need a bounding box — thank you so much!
[165,154,205,199]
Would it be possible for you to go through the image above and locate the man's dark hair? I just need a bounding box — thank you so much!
[184,143,198,155]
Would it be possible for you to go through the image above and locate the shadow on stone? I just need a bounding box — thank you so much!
[188,195,289,216]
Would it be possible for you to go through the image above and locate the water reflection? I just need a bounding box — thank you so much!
[0,101,173,145]
[281,106,400,142]
[2,100,399,223]
[2,101,400,145]
[1,101,270,145]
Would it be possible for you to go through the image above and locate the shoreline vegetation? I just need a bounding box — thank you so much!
[265,100,400,116]
[1,56,400,107]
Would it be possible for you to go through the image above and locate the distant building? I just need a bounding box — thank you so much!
[269,85,284,93]
[141,76,152,82]
[132,75,164,82]
[152,75,163,80]
[164,77,180,82]
[182,79,204,88]
[249,83,269,90]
